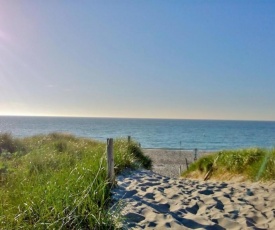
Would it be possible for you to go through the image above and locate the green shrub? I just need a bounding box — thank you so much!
[0,133,151,229]
[182,148,275,182]
[198,156,215,173]
[0,133,25,154]
[54,140,68,152]
[217,148,265,173]
[128,143,152,170]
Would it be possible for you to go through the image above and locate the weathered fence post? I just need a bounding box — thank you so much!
[185,158,189,170]
[107,138,115,185]
[128,136,131,143]
[180,141,182,158]
[194,148,198,161]
[179,165,182,176]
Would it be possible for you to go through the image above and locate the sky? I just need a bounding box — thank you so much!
[0,1,275,121]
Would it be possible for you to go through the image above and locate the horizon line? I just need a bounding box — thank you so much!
[0,114,274,122]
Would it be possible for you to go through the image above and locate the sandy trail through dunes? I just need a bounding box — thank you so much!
[112,148,275,229]
[112,170,275,229]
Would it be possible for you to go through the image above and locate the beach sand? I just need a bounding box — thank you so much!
[111,149,275,229]
[142,149,211,178]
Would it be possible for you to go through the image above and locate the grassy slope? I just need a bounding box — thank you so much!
[182,148,275,182]
[0,133,151,229]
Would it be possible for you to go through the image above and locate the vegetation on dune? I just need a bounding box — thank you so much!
[182,148,275,182]
[0,133,151,229]
[0,133,25,155]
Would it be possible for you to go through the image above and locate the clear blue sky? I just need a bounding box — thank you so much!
[0,0,275,120]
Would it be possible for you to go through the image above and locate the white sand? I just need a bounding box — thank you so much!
[112,169,275,229]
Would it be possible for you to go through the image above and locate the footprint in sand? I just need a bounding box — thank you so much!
[112,169,275,229]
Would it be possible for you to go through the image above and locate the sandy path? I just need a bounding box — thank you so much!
[112,169,275,229]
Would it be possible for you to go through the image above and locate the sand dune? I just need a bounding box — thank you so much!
[112,169,275,229]
[111,149,275,229]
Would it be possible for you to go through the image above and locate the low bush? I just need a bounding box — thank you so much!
[182,148,275,182]
[0,133,25,154]
[0,133,150,229]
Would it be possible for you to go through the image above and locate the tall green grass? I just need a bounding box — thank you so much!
[0,133,151,229]
[182,148,275,182]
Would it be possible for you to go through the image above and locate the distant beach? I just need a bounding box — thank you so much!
[143,148,212,178]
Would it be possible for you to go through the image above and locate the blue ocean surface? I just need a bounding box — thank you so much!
[0,116,275,151]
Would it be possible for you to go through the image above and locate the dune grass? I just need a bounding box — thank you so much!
[182,148,275,182]
[0,133,151,229]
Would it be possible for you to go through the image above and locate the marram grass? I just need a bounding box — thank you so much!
[182,148,275,182]
[0,133,151,229]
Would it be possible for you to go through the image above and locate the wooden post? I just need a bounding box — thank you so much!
[139,143,141,148]
[128,136,131,143]
[180,141,182,158]
[194,148,198,161]
[179,165,182,176]
[185,158,189,170]
[107,138,115,185]
[204,154,220,181]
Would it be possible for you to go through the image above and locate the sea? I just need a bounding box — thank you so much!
[0,116,275,151]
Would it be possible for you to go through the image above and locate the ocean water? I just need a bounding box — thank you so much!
[0,116,275,151]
